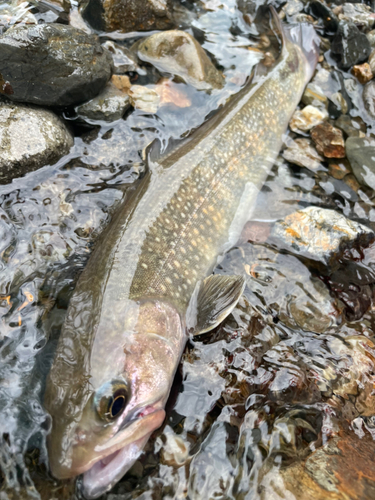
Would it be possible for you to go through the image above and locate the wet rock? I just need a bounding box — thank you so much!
[363,80,375,119]
[271,207,374,268]
[82,0,173,33]
[302,84,328,109]
[331,21,371,71]
[310,1,339,32]
[0,100,73,183]
[328,91,348,118]
[368,30,375,48]
[137,30,224,91]
[282,0,304,17]
[282,138,324,171]
[76,82,130,122]
[311,122,345,158]
[0,23,112,107]
[128,85,160,113]
[328,159,351,179]
[369,49,375,75]
[334,114,366,138]
[111,74,131,93]
[159,426,190,467]
[338,3,375,30]
[289,105,328,133]
[102,41,145,75]
[154,79,191,108]
[351,63,373,85]
[346,136,375,189]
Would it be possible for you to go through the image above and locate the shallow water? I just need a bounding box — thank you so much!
[2,0,375,499]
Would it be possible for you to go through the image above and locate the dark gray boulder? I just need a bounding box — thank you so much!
[0,23,112,107]
[331,21,371,70]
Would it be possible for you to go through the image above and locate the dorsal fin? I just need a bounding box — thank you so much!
[269,6,287,58]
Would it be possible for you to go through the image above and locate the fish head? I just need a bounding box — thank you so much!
[283,22,320,84]
[45,298,185,499]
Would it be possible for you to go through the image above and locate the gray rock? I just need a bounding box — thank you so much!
[76,82,130,122]
[82,0,173,33]
[137,30,224,90]
[0,100,73,183]
[0,23,112,107]
[271,207,374,268]
[363,79,375,120]
[302,83,328,109]
[331,21,371,71]
[334,114,366,138]
[346,136,375,189]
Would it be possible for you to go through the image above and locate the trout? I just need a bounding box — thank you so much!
[44,11,319,499]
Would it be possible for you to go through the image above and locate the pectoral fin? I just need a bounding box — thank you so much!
[187,274,246,336]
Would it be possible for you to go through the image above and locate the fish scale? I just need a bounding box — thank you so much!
[44,14,319,500]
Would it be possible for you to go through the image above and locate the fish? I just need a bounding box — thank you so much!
[44,9,319,499]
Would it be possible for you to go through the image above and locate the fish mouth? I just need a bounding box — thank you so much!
[80,408,166,499]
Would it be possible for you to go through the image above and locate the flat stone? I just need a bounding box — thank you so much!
[137,30,224,91]
[352,63,373,85]
[102,41,145,75]
[76,82,130,122]
[290,105,328,133]
[328,159,351,179]
[331,21,371,71]
[346,136,375,189]
[334,115,366,138]
[82,0,173,33]
[311,122,345,158]
[0,23,112,107]
[271,206,374,268]
[283,138,324,171]
[128,85,160,113]
[0,100,73,183]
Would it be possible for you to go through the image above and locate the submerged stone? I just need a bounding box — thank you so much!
[302,83,328,109]
[282,138,324,171]
[351,63,373,85]
[290,105,328,133]
[0,23,112,107]
[137,30,224,90]
[271,206,374,268]
[311,122,345,158]
[331,21,371,70]
[128,85,160,113]
[346,136,375,189]
[0,100,73,183]
[338,3,375,30]
[362,79,375,119]
[334,114,366,138]
[102,41,145,75]
[82,0,173,33]
[76,82,130,122]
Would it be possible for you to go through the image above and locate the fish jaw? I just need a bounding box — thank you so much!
[81,409,166,499]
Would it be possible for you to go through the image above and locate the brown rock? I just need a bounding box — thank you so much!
[82,0,174,33]
[351,62,373,85]
[311,122,346,158]
[328,159,351,179]
[111,74,131,92]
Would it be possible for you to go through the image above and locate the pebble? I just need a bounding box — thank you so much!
[282,0,304,17]
[367,30,375,49]
[328,159,352,179]
[368,49,375,75]
[338,3,375,30]
[76,82,131,122]
[111,75,131,93]
[331,21,371,70]
[328,91,348,117]
[289,105,328,133]
[346,136,375,189]
[137,30,224,91]
[302,84,328,109]
[362,80,375,119]
[310,1,339,32]
[351,63,373,85]
[282,138,324,171]
[0,99,73,183]
[82,0,173,33]
[128,85,160,113]
[271,207,374,268]
[0,23,112,107]
[311,122,346,158]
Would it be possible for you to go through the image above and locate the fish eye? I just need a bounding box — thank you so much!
[95,379,129,422]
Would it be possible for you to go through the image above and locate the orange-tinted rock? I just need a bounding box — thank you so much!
[311,122,345,158]
[351,62,373,85]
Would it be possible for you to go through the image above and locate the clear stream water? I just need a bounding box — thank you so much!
[1,0,375,499]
